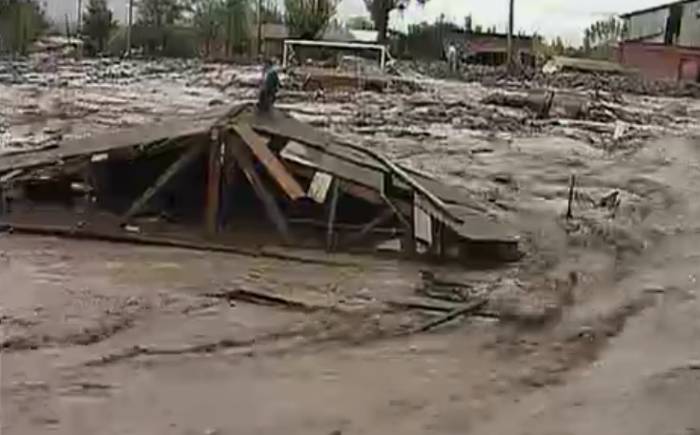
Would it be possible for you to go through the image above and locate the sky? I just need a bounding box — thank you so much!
[45,0,668,45]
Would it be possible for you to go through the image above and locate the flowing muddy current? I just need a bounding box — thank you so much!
[1,58,699,435]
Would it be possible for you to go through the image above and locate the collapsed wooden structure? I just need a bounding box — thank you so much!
[0,104,518,262]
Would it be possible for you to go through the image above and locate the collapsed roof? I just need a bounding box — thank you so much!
[0,103,519,262]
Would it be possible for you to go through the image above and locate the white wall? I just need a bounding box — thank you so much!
[678,0,700,47]
[626,8,669,41]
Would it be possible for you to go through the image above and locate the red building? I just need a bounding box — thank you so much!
[618,0,700,82]
[618,41,700,81]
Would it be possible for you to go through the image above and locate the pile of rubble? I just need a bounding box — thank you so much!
[400,59,700,98]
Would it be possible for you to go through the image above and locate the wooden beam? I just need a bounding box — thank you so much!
[205,132,223,235]
[341,207,395,247]
[227,135,292,243]
[232,123,305,200]
[326,180,340,251]
[122,143,205,222]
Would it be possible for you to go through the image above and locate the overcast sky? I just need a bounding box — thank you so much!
[46,0,665,45]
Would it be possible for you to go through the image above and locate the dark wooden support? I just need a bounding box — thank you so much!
[267,135,289,152]
[341,207,395,247]
[431,220,445,258]
[566,174,576,219]
[227,134,292,243]
[402,199,416,257]
[205,132,223,235]
[232,123,305,200]
[325,180,340,251]
[218,142,240,230]
[122,143,205,222]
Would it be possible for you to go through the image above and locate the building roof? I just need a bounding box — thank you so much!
[349,30,379,43]
[0,103,518,246]
[620,0,698,18]
[261,23,289,40]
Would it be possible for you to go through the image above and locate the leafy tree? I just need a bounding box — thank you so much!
[582,17,627,54]
[284,0,336,39]
[137,0,187,54]
[346,15,373,30]
[192,0,223,56]
[364,0,428,43]
[138,0,186,27]
[82,0,115,53]
[221,0,251,56]
[261,1,283,24]
[0,0,47,55]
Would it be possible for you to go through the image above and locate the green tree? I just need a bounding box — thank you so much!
[284,0,336,39]
[0,0,47,55]
[583,17,626,52]
[221,0,251,56]
[346,15,373,30]
[83,0,116,53]
[364,0,428,43]
[261,1,283,24]
[137,0,187,54]
[192,0,223,56]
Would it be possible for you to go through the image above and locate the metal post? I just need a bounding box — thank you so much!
[77,0,83,34]
[126,0,133,57]
[257,0,263,57]
[507,0,514,71]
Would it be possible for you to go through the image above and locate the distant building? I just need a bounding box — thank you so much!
[260,23,290,59]
[618,0,700,81]
[444,31,535,67]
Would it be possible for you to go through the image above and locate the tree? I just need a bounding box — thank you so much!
[260,1,283,24]
[83,0,115,53]
[137,0,186,27]
[192,0,223,56]
[0,0,47,55]
[364,0,428,43]
[137,0,187,54]
[220,0,251,56]
[582,17,627,54]
[284,0,336,39]
[346,15,374,30]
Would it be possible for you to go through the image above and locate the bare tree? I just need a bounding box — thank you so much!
[363,0,428,43]
[284,0,336,39]
[83,0,116,53]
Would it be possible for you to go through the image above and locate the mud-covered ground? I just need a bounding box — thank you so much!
[1,58,700,435]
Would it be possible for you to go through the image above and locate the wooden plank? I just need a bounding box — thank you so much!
[227,135,292,243]
[205,132,223,235]
[122,143,205,222]
[232,123,305,200]
[341,207,395,247]
[326,180,340,251]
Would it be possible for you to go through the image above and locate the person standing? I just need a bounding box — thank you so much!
[447,43,458,74]
[257,58,280,113]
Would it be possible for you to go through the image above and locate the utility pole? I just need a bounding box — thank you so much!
[507,0,514,71]
[77,0,83,34]
[126,0,134,57]
[257,0,263,57]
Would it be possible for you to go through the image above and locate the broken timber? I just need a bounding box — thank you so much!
[122,143,205,222]
[227,134,292,243]
[0,103,519,263]
[231,123,305,200]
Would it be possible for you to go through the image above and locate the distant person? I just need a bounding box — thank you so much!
[258,58,280,113]
[447,43,458,73]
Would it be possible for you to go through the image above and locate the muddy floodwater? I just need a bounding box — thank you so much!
[1,59,699,435]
